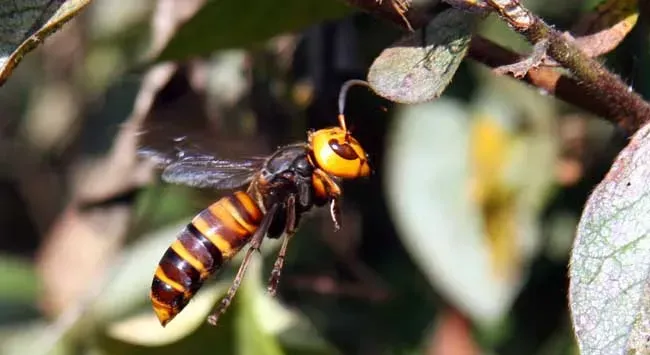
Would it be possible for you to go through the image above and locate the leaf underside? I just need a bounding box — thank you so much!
[570,123,650,355]
[367,7,476,104]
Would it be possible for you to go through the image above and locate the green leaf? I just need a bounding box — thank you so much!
[367,8,476,104]
[232,259,285,355]
[0,254,39,302]
[158,0,352,61]
[0,255,40,325]
[0,0,91,86]
[570,123,650,354]
[0,320,72,355]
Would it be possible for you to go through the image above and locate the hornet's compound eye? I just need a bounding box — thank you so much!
[309,127,371,179]
[328,139,359,160]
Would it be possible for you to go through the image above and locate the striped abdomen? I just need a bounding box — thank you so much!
[150,191,263,326]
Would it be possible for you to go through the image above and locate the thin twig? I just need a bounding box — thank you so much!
[482,0,650,133]
[468,37,617,126]
[341,0,650,134]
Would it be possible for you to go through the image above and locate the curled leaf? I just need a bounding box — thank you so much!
[571,0,638,57]
[367,8,476,104]
[0,0,91,86]
[570,123,650,354]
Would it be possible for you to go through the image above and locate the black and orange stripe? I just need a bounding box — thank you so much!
[150,191,263,326]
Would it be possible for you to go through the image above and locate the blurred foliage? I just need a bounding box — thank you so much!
[157,0,352,60]
[0,0,92,85]
[0,0,646,355]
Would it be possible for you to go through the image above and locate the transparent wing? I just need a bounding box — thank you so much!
[161,158,265,189]
[138,144,267,190]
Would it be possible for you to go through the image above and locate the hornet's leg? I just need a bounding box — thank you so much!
[207,204,279,326]
[313,168,342,232]
[329,197,342,232]
[267,195,297,296]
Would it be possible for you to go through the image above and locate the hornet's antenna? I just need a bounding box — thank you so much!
[337,79,372,132]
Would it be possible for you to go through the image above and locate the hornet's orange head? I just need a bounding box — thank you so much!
[308,124,370,179]
[308,79,376,179]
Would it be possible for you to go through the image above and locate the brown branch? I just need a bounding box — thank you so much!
[341,0,650,133]
[522,20,650,133]
[468,37,616,127]
[474,0,650,133]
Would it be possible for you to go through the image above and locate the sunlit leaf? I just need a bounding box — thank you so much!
[0,0,91,86]
[468,80,557,282]
[384,80,556,325]
[0,320,71,355]
[367,8,476,104]
[570,123,650,355]
[470,115,522,280]
[384,99,514,325]
[158,0,352,61]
